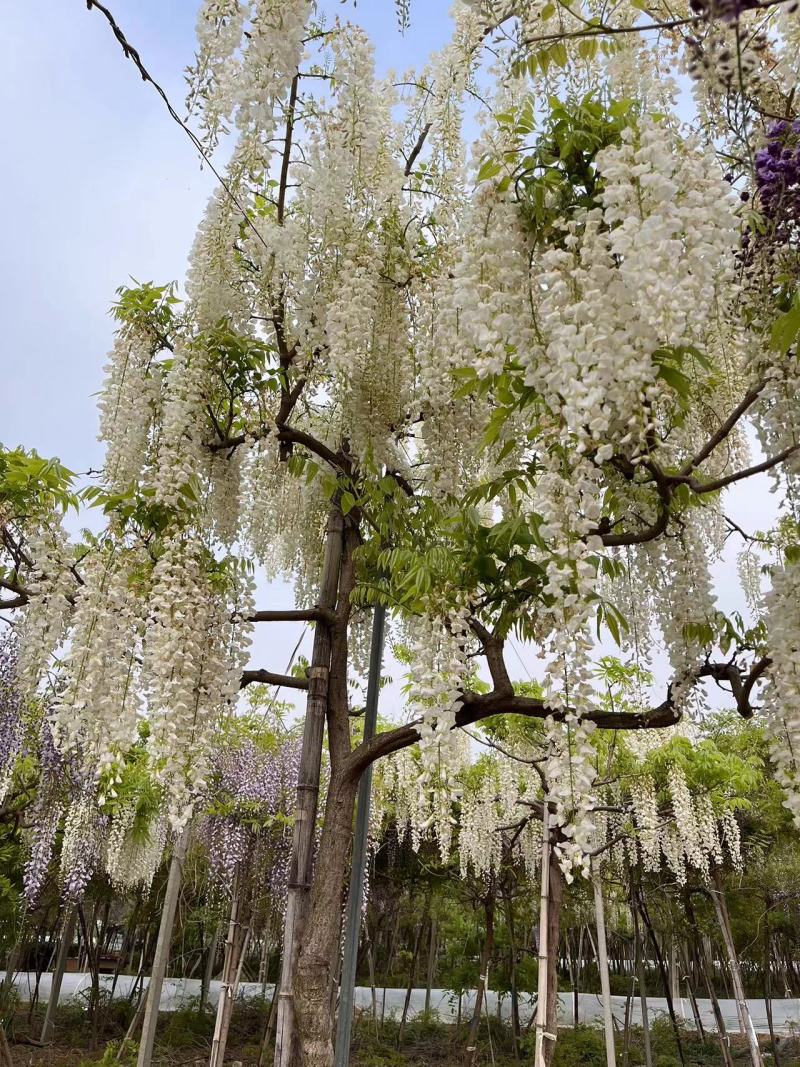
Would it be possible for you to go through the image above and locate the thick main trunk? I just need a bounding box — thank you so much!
[274,509,344,1067]
[292,771,359,1067]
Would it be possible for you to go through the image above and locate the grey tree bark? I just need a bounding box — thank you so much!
[274,508,343,1067]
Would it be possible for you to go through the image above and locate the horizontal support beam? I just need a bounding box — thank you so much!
[240,669,309,691]
[248,608,334,625]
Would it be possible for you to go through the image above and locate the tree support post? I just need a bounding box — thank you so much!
[534,806,551,1067]
[274,509,344,1067]
[333,605,386,1067]
[592,866,617,1067]
[40,905,77,1043]
[136,824,191,1067]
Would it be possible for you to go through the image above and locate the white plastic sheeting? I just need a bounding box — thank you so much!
[3,973,800,1034]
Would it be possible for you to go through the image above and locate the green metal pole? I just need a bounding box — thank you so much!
[334,605,386,1067]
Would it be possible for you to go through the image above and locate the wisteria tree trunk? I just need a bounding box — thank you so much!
[274,508,344,1067]
[292,771,359,1067]
[288,516,363,1067]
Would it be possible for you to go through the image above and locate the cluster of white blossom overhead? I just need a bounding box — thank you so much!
[189,0,309,152]
[106,808,168,893]
[761,557,800,824]
[402,610,473,859]
[9,0,800,887]
[458,755,543,882]
[632,513,719,716]
[98,324,162,493]
[523,123,738,457]
[378,734,746,890]
[757,357,800,494]
[143,534,254,828]
[26,528,254,830]
[628,766,742,884]
[50,547,145,780]
[16,524,77,695]
[153,341,219,511]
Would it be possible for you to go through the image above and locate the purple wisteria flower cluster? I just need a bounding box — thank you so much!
[688,0,758,22]
[21,716,104,907]
[23,800,62,905]
[23,722,65,905]
[60,794,109,904]
[199,735,301,904]
[756,120,800,243]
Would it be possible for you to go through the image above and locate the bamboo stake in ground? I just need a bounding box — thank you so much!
[592,866,617,1067]
[534,805,551,1067]
[274,509,343,1067]
[710,868,763,1067]
[136,824,191,1067]
[40,905,77,1044]
[210,865,252,1067]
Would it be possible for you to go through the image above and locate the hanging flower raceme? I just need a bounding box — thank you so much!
[0,634,25,804]
[16,523,77,695]
[187,0,249,149]
[454,181,534,382]
[199,733,300,904]
[59,793,109,904]
[151,341,212,510]
[403,610,473,859]
[142,533,254,829]
[761,555,800,824]
[50,545,146,783]
[458,756,541,882]
[627,764,744,886]
[22,723,66,906]
[188,0,310,152]
[98,322,162,492]
[629,774,661,873]
[524,119,738,459]
[528,455,603,879]
[755,119,800,244]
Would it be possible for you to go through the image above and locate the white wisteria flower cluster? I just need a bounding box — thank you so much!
[761,557,800,824]
[628,767,742,885]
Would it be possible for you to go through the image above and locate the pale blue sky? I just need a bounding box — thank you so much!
[1,1,453,467]
[1,2,778,716]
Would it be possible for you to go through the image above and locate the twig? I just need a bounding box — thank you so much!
[84,0,272,257]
